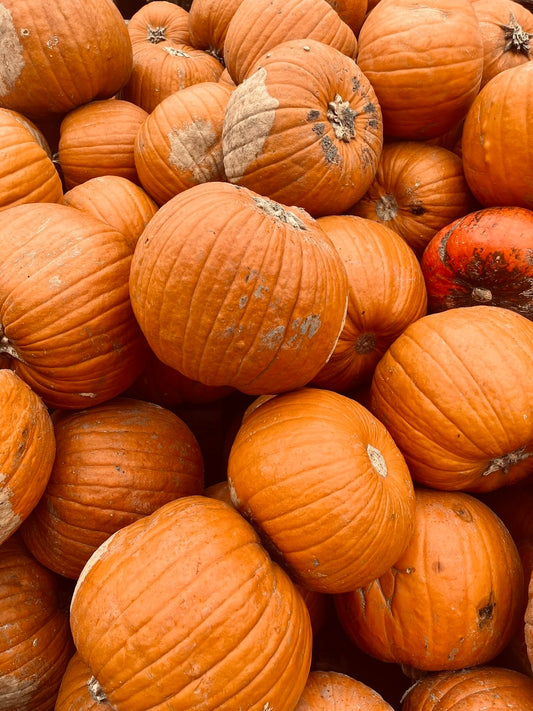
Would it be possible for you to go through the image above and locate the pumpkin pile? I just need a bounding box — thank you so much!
[0,0,533,708]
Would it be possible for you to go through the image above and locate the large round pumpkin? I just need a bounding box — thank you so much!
[70,495,313,710]
[294,671,394,710]
[369,305,533,492]
[227,387,416,593]
[335,487,525,672]
[129,181,348,394]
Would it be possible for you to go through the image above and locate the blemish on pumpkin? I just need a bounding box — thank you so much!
[260,325,285,348]
[478,599,495,629]
[375,194,398,221]
[313,123,325,136]
[162,46,191,58]
[239,295,248,308]
[432,560,444,573]
[0,5,25,97]
[367,444,387,477]
[167,119,220,182]
[254,195,308,230]
[49,275,62,288]
[46,35,59,49]
[452,506,473,522]
[307,109,320,121]
[0,481,21,535]
[321,135,340,164]
[293,314,321,338]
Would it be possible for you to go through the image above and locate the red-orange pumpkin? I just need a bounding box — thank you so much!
[55,653,112,711]
[70,495,313,710]
[335,488,525,672]
[295,671,394,710]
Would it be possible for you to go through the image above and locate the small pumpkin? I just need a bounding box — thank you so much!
[294,671,394,710]
[127,0,191,47]
[55,653,112,711]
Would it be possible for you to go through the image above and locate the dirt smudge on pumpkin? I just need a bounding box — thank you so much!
[222,67,279,183]
[321,135,340,165]
[0,478,21,537]
[0,5,25,97]
[167,119,222,182]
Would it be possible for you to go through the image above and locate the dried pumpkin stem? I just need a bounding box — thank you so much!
[0,325,25,364]
[482,447,531,476]
[375,193,398,221]
[326,94,357,142]
[87,676,108,704]
[146,24,167,43]
[500,13,532,55]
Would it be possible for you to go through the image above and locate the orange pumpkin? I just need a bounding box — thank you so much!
[401,665,533,709]
[227,387,416,594]
[0,202,147,409]
[70,495,313,710]
[526,571,533,673]
[0,534,74,710]
[20,397,204,579]
[335,488,525,672]
[134,81,233,205]
[129,181,348,394]
[127,0,191,47]
[57,99,149,190]
[347,141,477,257]
[311,215,427,392]
[295,671,394,710]
[222,39,383,217]
[369,306,533,492]
[0,370,55,545]
[461,61,533,209]
[55,653,112,711]
[62,175,158,252]
[188,0,245,58]
[356,0,484,139]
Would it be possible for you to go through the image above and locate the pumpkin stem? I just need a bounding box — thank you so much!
[375,193,398,221]
[0,325,25,364]
[326,94,357,142]
[500,13,531,55]
[146,24,168,43]
[367,444,387,477]
[87,676,108,704]
[355,332,377,354]
[253,196,309,230]
[471,286,492,303]
[482,446,531,477]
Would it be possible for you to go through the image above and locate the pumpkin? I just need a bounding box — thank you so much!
[328,0,368,36]
[401,665,533,709]
[20,396,204,579]
[421,206,533,319]
[134,81,233,205]
[62,175,158,252]
[0,202,147,409]
[222,39,383,217]
[223,0,357,84]
[471,0,533,88]
[57,99,149,190]
[0,534,74,710]
[461,61,533,209]
[188,0,245,59]
[0,108,63,210]
[369,306,533,492]
[311,215,427,392]
[0,370,55,545]
[70,495,313,710]
[356,0,484,139]
[227,387,416,594]
[347,141,477,258]
[55,653,112,711]
[0,0,132,119]
[294,671,394,710]
[526,572,533,673]
[335,487,525,672]
[129,181,348,394]
[127,0,191,48]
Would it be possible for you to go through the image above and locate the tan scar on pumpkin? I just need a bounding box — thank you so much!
[0,5,25,97]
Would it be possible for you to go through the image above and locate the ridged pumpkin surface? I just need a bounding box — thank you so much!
[70,495,312,710]
[294,671,394,710]
[55,653,113,711]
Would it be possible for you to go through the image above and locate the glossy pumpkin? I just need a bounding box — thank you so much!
[129,181,348,394]
[421,206,533,320]
[222,39,383,217]
[369,306,533,492]
[335,488,525,672]
[295,671,394,710]
[461,61,533,209]
[70,495,313,710]
[0,0,132,119]
[20,397,204,579]
[0,202,147,409]
[55,653,112,711]
[356,0,484,139]
[311,215,427,391]
[228,387,416,593]
[347,141,477,257]
[401,665,533,709]
[0,370,55,545]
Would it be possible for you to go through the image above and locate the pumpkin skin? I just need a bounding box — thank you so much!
[57,99,149,190]
[0,108,63,210]
[223,0,357,84]
[127,0,191,48]
[421,206,533,320]
[369,306,533,492]
[311,215,427,392]
[188,0,245,58]
[227,387,416,594]
[335,488,525,672]
[295,671,394,710]
[0,0,132,120]
[222,39,383,218]
[0,534,74,711]
[527,571,533,673]
[347,141,477,258]
[55,653,112,711]
[129,181,348,395]
[356,0,484,139]
[461,62,533,209]
[471,0,533,88]
[0,202,147,409]
[134,81,233,205]
[401,665,533,710]
[70,495,313,710]
[62,175,158,252]
[0,370,55,545]
[20,397,204,579]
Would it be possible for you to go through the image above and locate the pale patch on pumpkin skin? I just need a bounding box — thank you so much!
[0,477,21,539]
[167,119,222,182]
[0,5,25,97]
[222,67,279,183]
